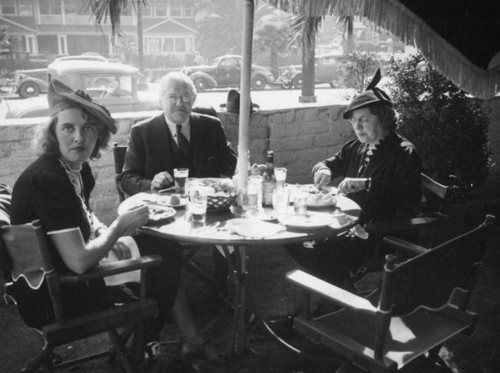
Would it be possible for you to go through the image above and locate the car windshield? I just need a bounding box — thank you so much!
[84,74,133,99]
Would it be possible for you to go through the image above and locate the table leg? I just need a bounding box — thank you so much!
[220,244,247,355]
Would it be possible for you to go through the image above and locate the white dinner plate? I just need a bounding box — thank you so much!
[225,218,286,239]
[118,193,177,223]
[288,184,338,207]
[278,211,338,230]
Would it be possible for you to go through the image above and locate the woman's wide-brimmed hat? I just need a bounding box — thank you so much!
[48,79,117,134]
[342,69,393,119]
[219,89,259,114]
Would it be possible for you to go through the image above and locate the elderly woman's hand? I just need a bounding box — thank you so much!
[313,169,332,188]
[116,204,149,236]
[338,177,369,194]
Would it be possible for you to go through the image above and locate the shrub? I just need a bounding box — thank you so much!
[387,54,491,191]
[337,51,380,92]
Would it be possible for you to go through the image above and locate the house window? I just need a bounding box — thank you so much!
[1,0,16,15]
[163,38,173,53]
[40,0,62,15]
[148,38,162,54]
[142,2,152,17]
[58,35,68,55]
[19,0,34,15]
[155,0,167,17]
[169,0,181,17]
[183,1,193,17]
[175,38,185,52]
[64,0,79,15]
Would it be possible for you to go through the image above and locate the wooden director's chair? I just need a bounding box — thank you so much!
[1,219,162,372]
[287,214,495,373]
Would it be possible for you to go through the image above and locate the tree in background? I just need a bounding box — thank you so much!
[388,54,491,191]
[195,0,245,59]
[339,51,379,92]
[254,12,293,78]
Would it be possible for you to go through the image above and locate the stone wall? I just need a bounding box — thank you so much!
[1,98,499,225]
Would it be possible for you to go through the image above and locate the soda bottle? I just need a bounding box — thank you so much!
[262,150,276,206]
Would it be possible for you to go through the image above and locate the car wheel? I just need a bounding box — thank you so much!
[19,82,40,98]
[292,75,302,89]
[193,78,208,92]
[251,76,266,90]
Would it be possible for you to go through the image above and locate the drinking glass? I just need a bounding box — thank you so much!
[174,168,189,195]
[242,175,262,216]
[272,187,289,216]
[293,186,308,215]
[189,188,208,224]
[274,167,287,183]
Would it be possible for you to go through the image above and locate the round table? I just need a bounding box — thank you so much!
[134,194,361,355]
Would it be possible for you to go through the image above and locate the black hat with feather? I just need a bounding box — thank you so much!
[342,69,392,119]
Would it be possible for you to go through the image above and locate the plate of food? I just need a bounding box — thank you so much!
[156,194,189,208]
[118,193,177,224]
[300,185,338,208]
[278,211,338,230]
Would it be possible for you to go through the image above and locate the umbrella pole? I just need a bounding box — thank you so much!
[236,0,254,192]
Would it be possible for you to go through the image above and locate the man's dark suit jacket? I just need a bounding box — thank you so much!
[120,112,237,196]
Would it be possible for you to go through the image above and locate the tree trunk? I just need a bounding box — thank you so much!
[346,16,354,53]
[300,18,316,103]
[270,49,279,79]
[136,0,144,73]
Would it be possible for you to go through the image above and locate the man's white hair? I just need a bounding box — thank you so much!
[158,71,197,99]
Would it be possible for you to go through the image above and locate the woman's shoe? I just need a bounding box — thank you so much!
[180,340,224,365]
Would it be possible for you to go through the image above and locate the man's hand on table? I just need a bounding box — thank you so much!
[151,171,174,191]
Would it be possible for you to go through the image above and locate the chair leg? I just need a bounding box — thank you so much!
[108,330,135,373]
[22,343,53,373]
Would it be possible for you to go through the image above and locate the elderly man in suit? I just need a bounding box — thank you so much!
[119,71,236,363]
[120,71,236,194]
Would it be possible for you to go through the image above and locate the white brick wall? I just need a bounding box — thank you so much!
[1,100,499,224]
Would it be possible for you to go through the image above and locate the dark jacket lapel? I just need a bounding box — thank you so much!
[149,114,178,173]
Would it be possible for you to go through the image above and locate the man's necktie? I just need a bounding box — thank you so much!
[176,124,190,158]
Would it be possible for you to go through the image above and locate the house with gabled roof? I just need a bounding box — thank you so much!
[0,0,197,65]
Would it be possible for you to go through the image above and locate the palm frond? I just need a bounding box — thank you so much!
[86,0,148,38]
[287,15,323,61]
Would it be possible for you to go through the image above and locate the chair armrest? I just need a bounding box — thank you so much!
[383,236,429,255]
[365,216,439,235]
[286,269,377,314]
[59,255,162,284]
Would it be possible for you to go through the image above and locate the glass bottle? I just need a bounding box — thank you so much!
[262,150,276,206]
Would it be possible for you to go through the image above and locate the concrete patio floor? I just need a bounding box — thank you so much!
[1,206,500,373]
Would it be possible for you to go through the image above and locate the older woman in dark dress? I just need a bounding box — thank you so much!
[8,80,182,356]
[272,71,423,328]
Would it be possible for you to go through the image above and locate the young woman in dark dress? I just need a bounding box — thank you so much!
[7,80,182,354]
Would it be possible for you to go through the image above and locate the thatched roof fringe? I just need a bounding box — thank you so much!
[268,0,500,98]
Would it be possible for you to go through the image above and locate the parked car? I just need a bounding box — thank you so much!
[53,53,109,63]
[181,54,274,91]
[2,60,160,119]
[14,68,49,98]
[13,54,110,99]
[278,53,341,89]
